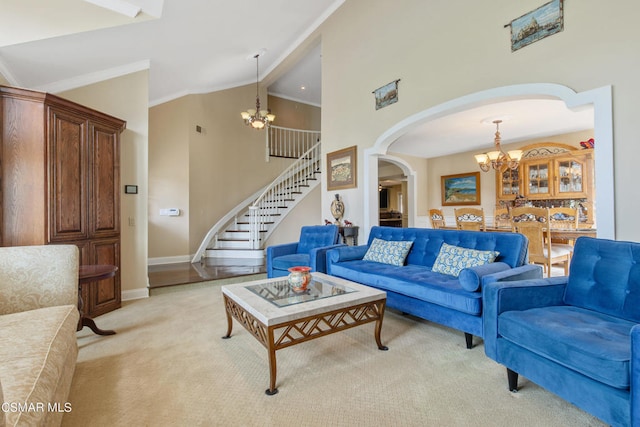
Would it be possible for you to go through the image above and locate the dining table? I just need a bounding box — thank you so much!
[441,225,597,241]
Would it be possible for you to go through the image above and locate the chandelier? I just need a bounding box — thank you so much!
[240,53,275,129]
[474,119,522,172]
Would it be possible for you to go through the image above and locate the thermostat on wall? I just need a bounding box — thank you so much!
[124,185,138,194]
[160,208,180,216]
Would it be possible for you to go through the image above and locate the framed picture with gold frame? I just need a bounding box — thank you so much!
[441,172,481,206]
[327,146,357,191]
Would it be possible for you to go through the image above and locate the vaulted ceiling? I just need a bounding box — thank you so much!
[1,0,593,159]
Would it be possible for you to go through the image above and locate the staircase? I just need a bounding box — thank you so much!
[191,126,321,262]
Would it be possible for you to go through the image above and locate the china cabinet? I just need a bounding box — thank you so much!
[495,142,595,226]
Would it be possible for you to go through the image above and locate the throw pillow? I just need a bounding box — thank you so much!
[363,238,413,266]
[431,242,499,277]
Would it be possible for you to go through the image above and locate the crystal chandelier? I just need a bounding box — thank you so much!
[474,119,522,172]
[240,53,275,130]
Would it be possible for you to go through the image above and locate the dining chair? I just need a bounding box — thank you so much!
[549,206,580,254]
[494,207,511,228]
[454,207,485,231]
[510,206,570,277]
[429,208,446,229]
[549,207,579,229]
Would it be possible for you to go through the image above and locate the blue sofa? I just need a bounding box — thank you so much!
[266,225,343,278]
[483,237,640,427]
[326,226,541,348]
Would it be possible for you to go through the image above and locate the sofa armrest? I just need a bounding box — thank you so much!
[309,244,346,273]
[631,325,640,424]
[459,262,512,292]
[266,242,299,276]
[482,264,544,286]
[483,276,568,360]
[327,245,369,262]
[0,245,79,315]
[326,245,369,271]
[459,263,543,292]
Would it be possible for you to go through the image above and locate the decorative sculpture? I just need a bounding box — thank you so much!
[330,194,345,226]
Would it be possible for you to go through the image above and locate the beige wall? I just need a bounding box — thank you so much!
[148,87,322,259]
[315,0,640,242]
[148,96,190,259]
[60,71,149,298]
[267,95,321,130]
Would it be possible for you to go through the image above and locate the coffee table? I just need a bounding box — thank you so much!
[222,272,388,395]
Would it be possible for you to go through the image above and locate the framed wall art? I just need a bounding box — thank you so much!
[373,79,400,110]
[506,0,564,52]
[327,146,357,191]
[441,172,481,206]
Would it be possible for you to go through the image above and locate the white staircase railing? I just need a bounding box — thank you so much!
[191,128,321,263]
[249,142,321,248]
[266,125,320,161]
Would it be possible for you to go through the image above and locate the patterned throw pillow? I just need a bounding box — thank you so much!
[431,243,499,277]
[363,238,414,266]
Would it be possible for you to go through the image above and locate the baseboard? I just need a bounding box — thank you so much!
[148,255,191,265]
[122,288,149,301]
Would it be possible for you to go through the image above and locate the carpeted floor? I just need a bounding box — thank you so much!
[65,279,605,426]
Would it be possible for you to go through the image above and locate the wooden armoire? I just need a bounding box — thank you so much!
[0,85,126,317]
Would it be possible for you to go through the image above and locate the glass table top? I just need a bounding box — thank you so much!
[246,277,356,308]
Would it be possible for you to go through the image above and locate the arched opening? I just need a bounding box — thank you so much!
[364,83,613,240]
[377,156,416,228]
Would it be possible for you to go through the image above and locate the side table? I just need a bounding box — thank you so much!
[78,265,118,336]
[339,226,359,246]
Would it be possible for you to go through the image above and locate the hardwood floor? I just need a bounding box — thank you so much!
[148,257,266,289]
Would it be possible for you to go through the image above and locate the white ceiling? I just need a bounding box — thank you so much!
[0,0,336,106]
[389,98,594,159]
[0,0,593,158]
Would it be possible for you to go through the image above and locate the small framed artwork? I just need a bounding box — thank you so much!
[327,146,357,191]
[441,172,481,206]
[373,79,400,110]
[507,0,564,52]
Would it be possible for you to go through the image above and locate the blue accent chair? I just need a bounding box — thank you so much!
[266,225,343,278]
[483,237,640,427]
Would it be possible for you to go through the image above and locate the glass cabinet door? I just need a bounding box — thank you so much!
[556,159,585,197]
[525,161,551,198]
[499,167,520,198]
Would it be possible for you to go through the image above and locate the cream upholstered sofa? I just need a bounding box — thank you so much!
[0,245,79,427]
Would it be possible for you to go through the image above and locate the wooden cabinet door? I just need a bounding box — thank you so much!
[86,238,121,317]
[48,106,88,242]
[523,160,552,199]
[554,156,588,198]
[496,165,521,200]
[89,122,120,239]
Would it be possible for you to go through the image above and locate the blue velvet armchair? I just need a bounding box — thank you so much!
[266,225,343,278]
[483,237,640,427]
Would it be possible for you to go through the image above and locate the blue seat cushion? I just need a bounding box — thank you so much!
[499,306,634,389]
[271,254,311,271]
[328,260,482,315]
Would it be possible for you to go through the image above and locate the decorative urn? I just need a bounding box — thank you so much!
[287,266,312,292]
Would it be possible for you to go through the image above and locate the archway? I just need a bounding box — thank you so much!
[377,155,416,227]
[364,83,613,239]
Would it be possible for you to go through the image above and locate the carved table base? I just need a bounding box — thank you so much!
[223,294,387,395]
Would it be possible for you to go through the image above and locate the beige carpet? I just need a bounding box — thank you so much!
[65,279,605,426]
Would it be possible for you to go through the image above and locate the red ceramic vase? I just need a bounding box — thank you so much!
[287,266,312,291]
